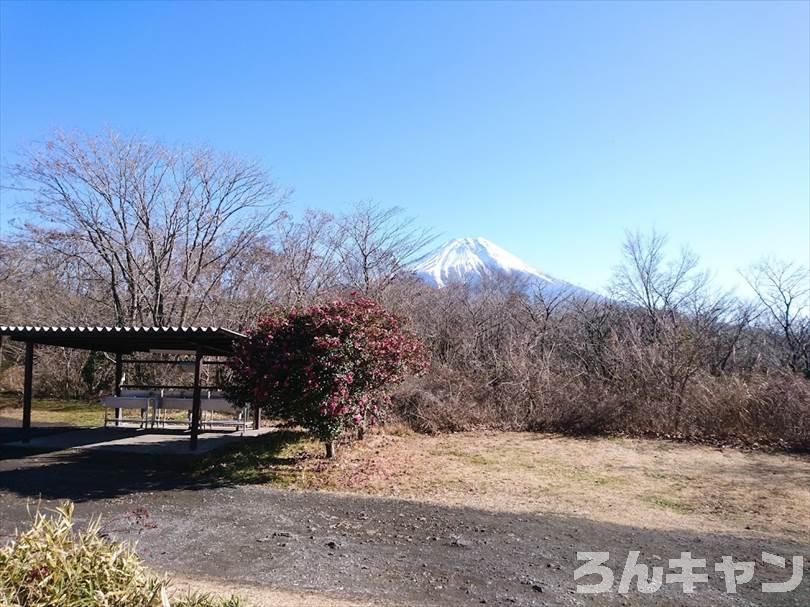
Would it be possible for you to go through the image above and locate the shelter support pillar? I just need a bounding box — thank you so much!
[252,403,260,430]
[114,352,123,426]
[190,348,204,450]
[22,341,34,440]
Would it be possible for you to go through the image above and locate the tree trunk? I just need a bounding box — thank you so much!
[325,441,335,458]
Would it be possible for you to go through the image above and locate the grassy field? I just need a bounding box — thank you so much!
[0,394,210,427]
[197,426,810,546]
[0,393,104,427]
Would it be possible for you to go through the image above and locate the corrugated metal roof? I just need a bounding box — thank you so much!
[0,325,245,354]
[0,325,241,334]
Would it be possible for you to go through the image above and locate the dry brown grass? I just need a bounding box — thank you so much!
[169,575,400,607]
[286,428,810,545]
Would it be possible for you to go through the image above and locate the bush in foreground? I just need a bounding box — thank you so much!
[0,503,242,607]
[228,296,427,457]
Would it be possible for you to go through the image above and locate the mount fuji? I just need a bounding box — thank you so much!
[411,237,595,299]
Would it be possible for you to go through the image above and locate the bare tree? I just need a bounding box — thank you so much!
[697,295,758,374]
[609,230,717,429]
[611,230,709,326]
[7,129,287,325]
[192,236,281,327]
[744,258,810,374]
[333,201,435,297]
[275,210,340,306]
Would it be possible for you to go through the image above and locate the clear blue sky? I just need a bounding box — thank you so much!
[1,1,808,293]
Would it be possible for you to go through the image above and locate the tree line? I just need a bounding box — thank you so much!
[1,130,807,449]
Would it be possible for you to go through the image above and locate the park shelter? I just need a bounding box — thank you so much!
[0,326,248,449]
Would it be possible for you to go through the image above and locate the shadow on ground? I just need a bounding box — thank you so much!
[0,431,808,606]
[0,429,307,501]
[0,425,91,443]
[0,426,143,456]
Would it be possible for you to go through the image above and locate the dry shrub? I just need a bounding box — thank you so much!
[525,378,635,436]
[0,503,244,607]
[394,368,628,436]
[393,367,496,433]
[386,277,810,453]
[0,365,23,393]
[395,366,810,451]
[0,349,100,400]
[679,371,810,450]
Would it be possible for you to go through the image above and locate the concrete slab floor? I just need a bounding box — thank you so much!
[3,426,274,455]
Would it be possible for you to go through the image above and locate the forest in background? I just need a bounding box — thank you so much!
[1,131,808,450]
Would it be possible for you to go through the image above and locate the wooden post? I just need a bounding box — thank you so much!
[22,341,34,441]
[252,402,260,430]
[190,348,203,450]
[114,352,123,426]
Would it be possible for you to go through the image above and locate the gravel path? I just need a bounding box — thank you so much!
[0,449,807,606]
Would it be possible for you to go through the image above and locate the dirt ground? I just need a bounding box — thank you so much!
[290,430,810,545]
[0,430,808,606]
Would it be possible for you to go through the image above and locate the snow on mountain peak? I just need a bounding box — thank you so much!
[412,237,555,289]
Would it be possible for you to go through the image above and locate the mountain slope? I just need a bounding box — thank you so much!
[412,237,594,298]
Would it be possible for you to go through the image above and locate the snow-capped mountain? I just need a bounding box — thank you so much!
[412,237,595,299]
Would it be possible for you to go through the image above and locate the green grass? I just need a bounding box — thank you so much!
[430,447,489,465]
[194,429,316,485]
[640,494,697,514]
[0,393,103,427]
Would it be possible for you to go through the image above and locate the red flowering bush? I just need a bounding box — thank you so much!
[227,296,427,456]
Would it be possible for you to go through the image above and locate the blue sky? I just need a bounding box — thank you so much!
[1,1,808,293]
